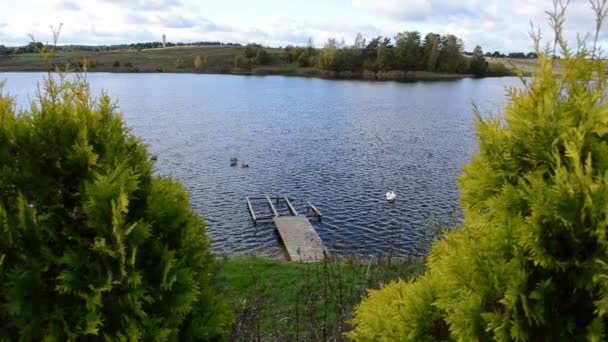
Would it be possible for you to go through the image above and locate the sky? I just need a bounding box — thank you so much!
[0,0,606,53]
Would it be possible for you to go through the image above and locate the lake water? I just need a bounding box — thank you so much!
[0,72,521,259]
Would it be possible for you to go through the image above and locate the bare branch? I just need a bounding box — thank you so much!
[589,0,608,59]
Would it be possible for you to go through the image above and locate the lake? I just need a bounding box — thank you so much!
[0,72,521,259]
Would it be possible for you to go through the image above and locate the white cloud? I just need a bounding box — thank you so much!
[56,0,80,11]
[352,0,431,20]
[349,0,608,51]
[0,0,606,53]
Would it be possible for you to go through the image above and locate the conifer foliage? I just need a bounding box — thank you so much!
[0,74,232,340]
[350,2,608,341]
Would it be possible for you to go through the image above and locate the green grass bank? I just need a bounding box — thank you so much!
[218,256,425,340]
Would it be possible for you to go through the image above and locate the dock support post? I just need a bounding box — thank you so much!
[266,195,279,217]
[284,196,299,216]
[307,201,322,221]
[246,197,257,225]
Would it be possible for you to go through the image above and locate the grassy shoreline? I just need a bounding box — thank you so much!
[0,45,517,81]
[218,256,425,340]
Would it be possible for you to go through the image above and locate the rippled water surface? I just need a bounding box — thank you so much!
[1,72,521,259]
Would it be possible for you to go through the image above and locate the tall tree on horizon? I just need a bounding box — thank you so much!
[395,31,421,70]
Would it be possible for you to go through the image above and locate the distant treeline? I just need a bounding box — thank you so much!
[276,33,495,76]
[479,51,541,59]
[0,41,242,54]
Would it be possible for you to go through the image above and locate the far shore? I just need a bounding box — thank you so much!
[0,45,520,82]
[0,66,512,82]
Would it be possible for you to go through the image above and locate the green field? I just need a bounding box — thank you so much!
[0,45,271,73]
[490,57,568,76]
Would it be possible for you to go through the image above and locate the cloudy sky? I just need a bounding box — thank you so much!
[0,0,606,53]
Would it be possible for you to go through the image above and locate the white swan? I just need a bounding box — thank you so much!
[386,191,397,202]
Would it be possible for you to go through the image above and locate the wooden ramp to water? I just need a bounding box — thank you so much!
[273,216,327,262]
[246,196,327,262]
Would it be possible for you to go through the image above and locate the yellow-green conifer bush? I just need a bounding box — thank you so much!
[350,3,608,341]
[0,74,232,340]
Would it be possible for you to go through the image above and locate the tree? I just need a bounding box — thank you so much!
[436,34,466,73]
[365,36,382,50]
[16,41,44,54]
[422,33,440,71]
[306,37,315,55]
[350,3,608,341]
[380,37,393,48]
[297,51,311,67]
[254,48,270,65]
[283,46,306,63]
[194,55,205,71]
[395,31,421,70]
[527,51,539,58]
[0,75,232,340]
[234,55,251,70]
[244,43,261,58]
[0,45,11,55]
[353,32,366,49]
[374,46,395,71]
[316,38,341,71]
[508,52,526,58]
[469,45,488,76]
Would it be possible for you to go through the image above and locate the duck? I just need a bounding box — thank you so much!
[230,157,238,167]
[241,162,249,168]
[386,191,397,202]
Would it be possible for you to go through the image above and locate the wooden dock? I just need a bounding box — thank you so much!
[246,195,327,262]
[274,216,327,262]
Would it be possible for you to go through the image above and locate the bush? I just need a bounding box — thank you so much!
[234,55,252,70]
[254,49,269,65]
[0,74,232,340]
[193,55,205,72]
[284,46,306,63]
[244,43,261,58]
[350,5,608,341]
[124,61,133,68]
[349,277,447,341]
[486,61,509,76]
[296,51,310,67]
[112,60,120,67]
[469,45,488,76]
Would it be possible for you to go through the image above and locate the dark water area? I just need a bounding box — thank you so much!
[1,72,521,259]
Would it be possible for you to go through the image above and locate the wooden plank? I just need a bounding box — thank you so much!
[274,216,327,262]
[307,201,322,220]
[266,195,279,217]
[246,197,257,224]
[284,196,299,216]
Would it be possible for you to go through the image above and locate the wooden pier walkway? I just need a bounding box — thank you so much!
[274,216,327,262]
[246,196,327,262]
